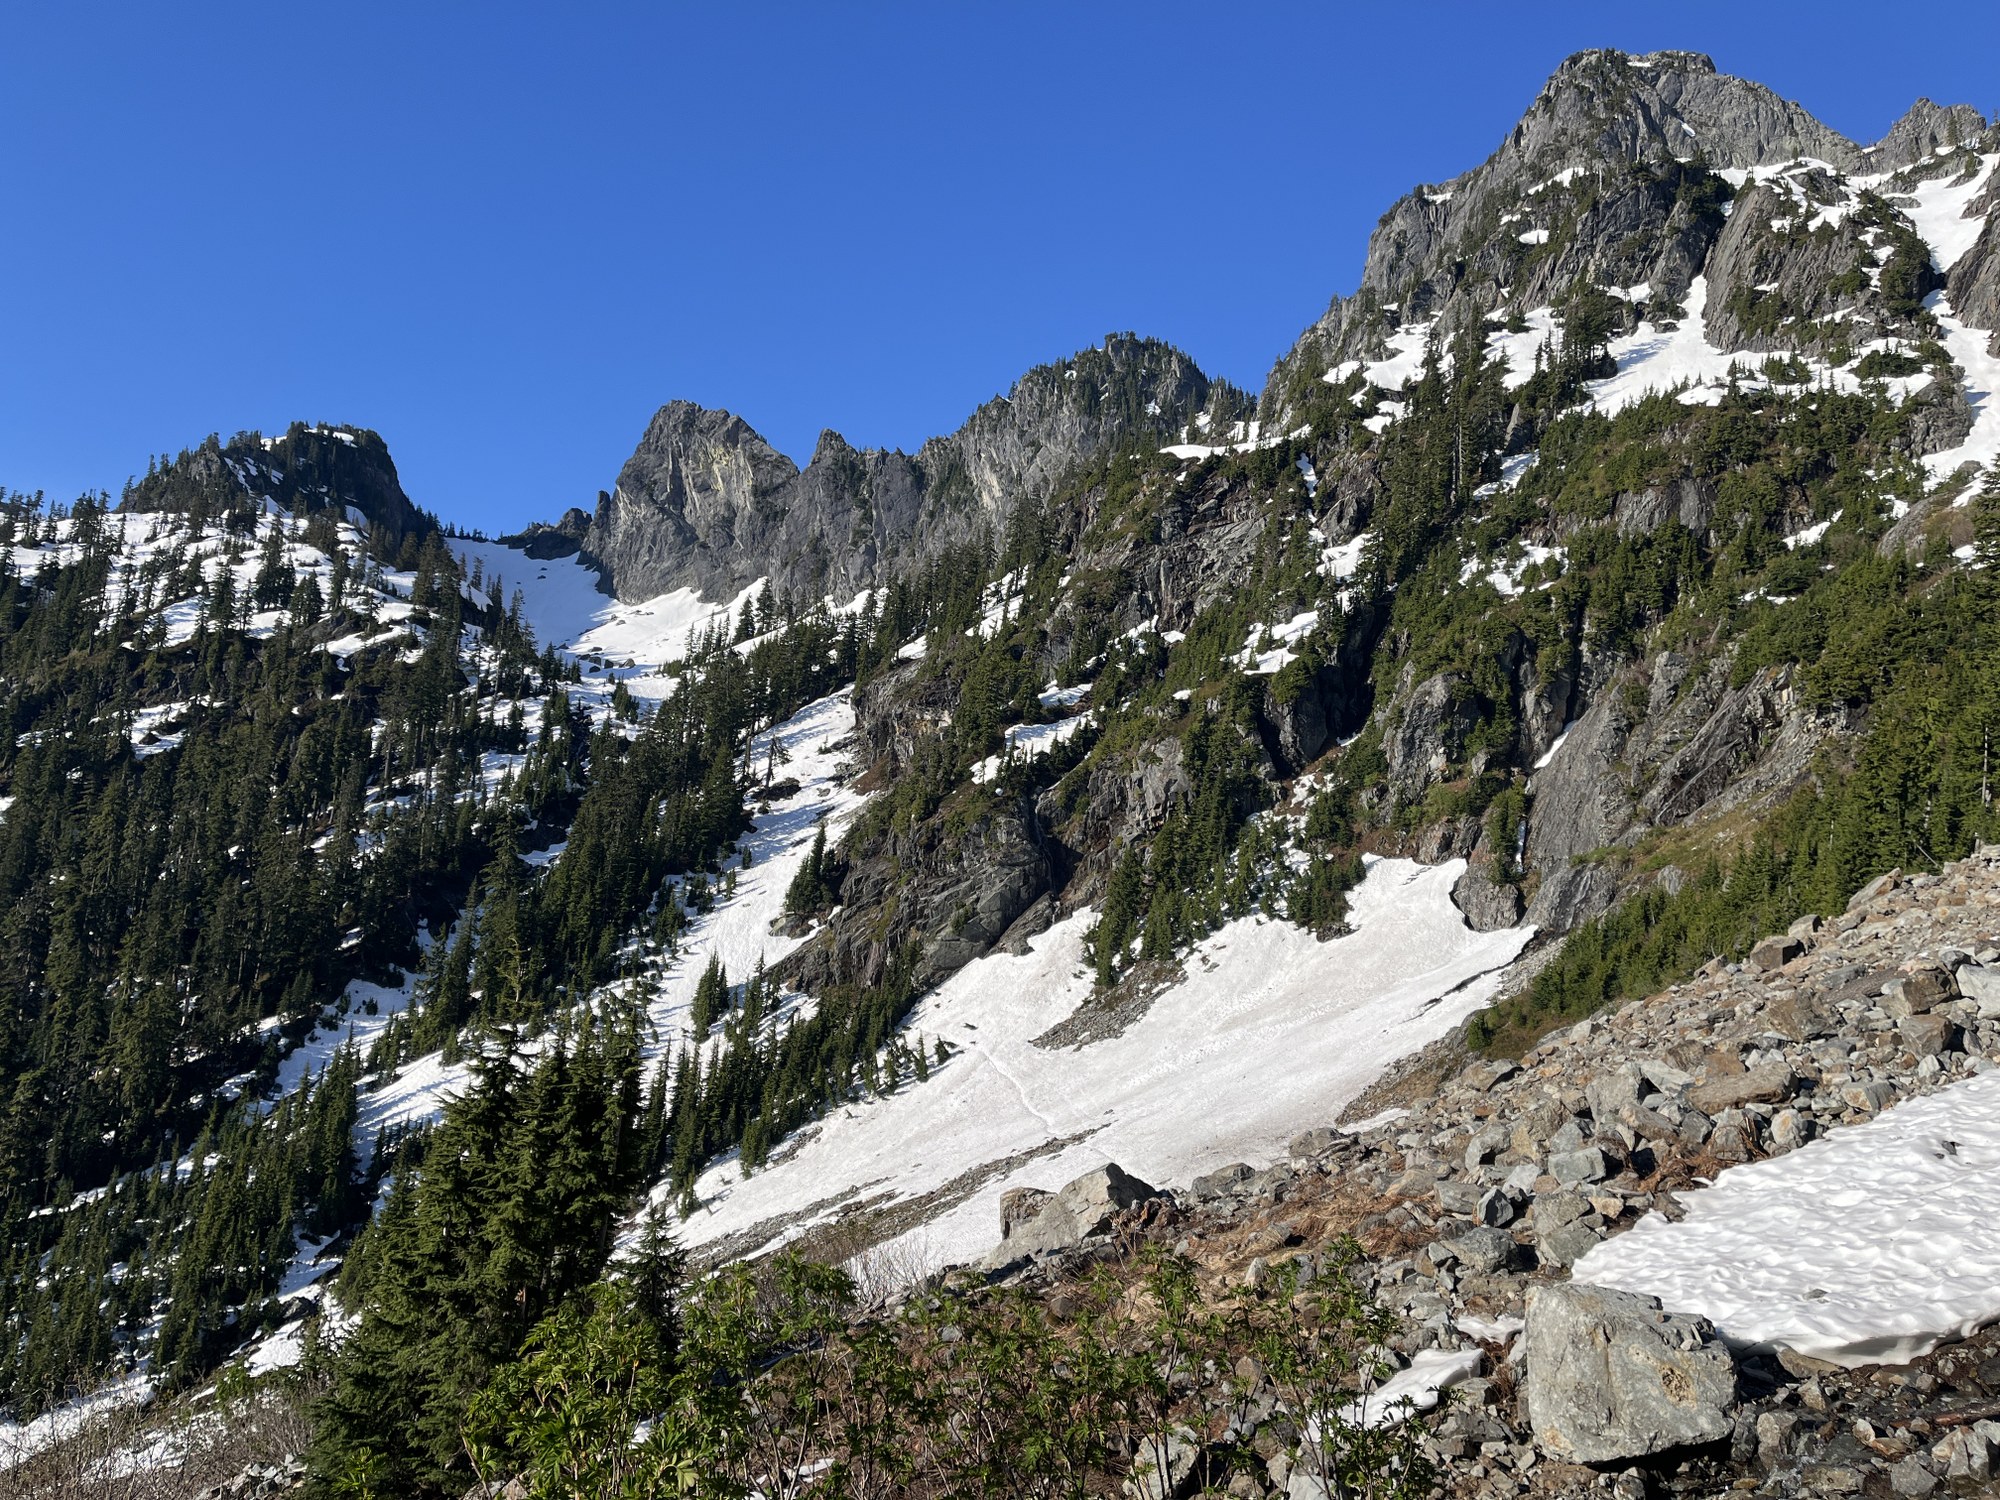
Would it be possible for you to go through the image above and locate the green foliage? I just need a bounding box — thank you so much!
[312,1016,649,1494]
[782,820,835,918]
[437,1236,1434,1500]
[1248,1244,1439,1500]
[1289,850,1367,934]
[463,1222,708,1500]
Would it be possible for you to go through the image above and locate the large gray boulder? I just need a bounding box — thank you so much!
[1956,963,2000,1016]
[1524,1282,1736,1463]
[985,1162,1159,1267]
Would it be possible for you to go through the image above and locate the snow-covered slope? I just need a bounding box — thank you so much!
[662,858,1532,1272]
[442,529,1543,1279]
[448,537,768,708]
[1576,1066,2000,1368]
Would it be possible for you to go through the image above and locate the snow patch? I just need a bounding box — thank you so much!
[1577,1068,2000,1368]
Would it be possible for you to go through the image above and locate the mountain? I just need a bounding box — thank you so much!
[1262,49,1995,426]
[123,421,437,555]
[579,333,1248,602]
[6,46,2000,1499]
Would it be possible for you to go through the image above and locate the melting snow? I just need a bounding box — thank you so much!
[0,1373,154,1473]
[1236,610,1320,675]
[1895,154,1999,275]
[1921,292,2000,482]
[1458,544,1564,596]
[1486,309,1560,393]
[1782,515,1838,549]
[1339,1347,1484,1429]
[1319,532,1371,582]
[1577,1068,2000,1368]
[1532,724,1575,772]
[665,857,1532,1270]
[447,538,767,708]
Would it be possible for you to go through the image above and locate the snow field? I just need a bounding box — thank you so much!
[341,688,870,1164]
[970,712,1093,785]
[1236,610,1321,676]
[668,857,1532,1272]
[1577,1067,2000,1368]
[1366,151,2000,498]
[1458,544,1564,598]
[446,537,769,711]
[1163,418,1312,462]
[628,688,870,1070]
[0,1373,155,1474]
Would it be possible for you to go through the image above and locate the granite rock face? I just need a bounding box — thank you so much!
[583,337,1246,602]
[1259,50,1996,432]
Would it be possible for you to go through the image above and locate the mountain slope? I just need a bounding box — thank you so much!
[1262,50,1996,434]
[7,45,2000,1498]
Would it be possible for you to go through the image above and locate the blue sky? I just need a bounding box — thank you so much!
[4,3,1997,534]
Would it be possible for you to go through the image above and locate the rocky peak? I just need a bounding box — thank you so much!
[921,333,1242,520]
[121,422,432,552]
[579,336,1241,603]
[1869,97,1992,170]
[1260,51,1995,431]
[609,400,801,544]
[1516,49,1857,173]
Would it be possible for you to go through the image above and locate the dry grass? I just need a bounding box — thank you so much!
[7,1371,319,1500]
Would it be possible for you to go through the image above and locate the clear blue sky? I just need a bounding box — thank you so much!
[4,2,1997,533]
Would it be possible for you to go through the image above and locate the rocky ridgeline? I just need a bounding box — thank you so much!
[968,848,2000,1498]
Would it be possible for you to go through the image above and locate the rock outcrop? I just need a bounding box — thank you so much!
[123,423,434,552]
[583,336,1246,602]
[1259,50,1995,430]
[947,849,2000,1497]
[983,1162,1162,1269]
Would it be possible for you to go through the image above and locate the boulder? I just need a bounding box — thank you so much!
[1435,1179,1483,1216]
[1287,1126,1347,1159]
[1453,861,1525,931]
[1524,1282,1736,1463]
[1687,1063,1794,1116]
[1890,1457,1939,1497]
[1958,964,2000,1017]
[1445,1226,1520,1274]
[1899,1013,1958,1057]
[1054,1162,1158,1233]
[1538,1220,1605,1269]
[1846,870,1901,912]
[1748,934,1804,971]
[1883,965,1957,1017]
[999,1187,1053,1240]
[1549,1146,1612,1185]
[987,1162,1159,1265]
[1766,992,1834,1042]
[1190,1162,1256,1200]
[1126,1425,1201,1500]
